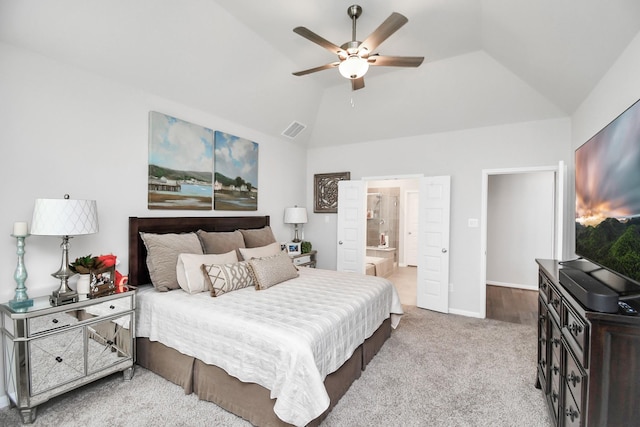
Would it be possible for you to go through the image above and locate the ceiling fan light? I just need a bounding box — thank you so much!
[338,55,369,79]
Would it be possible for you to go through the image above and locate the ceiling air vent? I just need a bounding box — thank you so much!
[282,121,306,139]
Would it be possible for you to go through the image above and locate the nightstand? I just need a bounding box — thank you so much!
[0,288,136,424]
[290,250,317,268]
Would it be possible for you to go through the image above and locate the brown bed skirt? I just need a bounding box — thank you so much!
[136,317,391,426]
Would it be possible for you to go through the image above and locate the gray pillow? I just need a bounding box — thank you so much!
[196,230,246,256]
[140,232,203,291]
[239,226,277,248]
[248,251,299,290]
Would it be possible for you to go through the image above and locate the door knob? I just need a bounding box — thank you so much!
[339,241,343,245]
[442,248,447,253]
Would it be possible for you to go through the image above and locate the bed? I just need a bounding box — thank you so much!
[128,216,403,426]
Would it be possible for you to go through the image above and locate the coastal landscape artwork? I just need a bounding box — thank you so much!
[148,111,213,210]
[214,131,258,211]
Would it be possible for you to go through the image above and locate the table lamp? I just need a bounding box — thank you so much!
[284,206,307,243]
[31,195,99,305]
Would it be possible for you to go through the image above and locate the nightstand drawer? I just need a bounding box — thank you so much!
[83,295,133,320]
[28,311,79,336]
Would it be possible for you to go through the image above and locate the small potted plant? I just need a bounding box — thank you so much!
[69,254,104,275]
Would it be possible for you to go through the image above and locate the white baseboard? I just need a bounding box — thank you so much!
[486,280,538,291]
[0,393,9,409]
[449,307,483,318]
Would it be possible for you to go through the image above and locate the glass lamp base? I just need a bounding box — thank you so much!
[8,298,33,310]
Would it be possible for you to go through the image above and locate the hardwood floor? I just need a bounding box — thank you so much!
[388,269,538,327]
[486,285,538,326]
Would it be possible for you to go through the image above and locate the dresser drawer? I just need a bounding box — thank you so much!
[548,283,562,322]
[28,311,78,336]
[563,342,587,412]
[550,317,562,360]
[539,271,551,303]
[563,302,588,367]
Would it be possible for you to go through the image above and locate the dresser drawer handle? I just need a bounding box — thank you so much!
[552,391,558,402]
[539,337,547,345]
[566,406,579,422]
[540,358,547,368]
[55,356,63,363]
[567,371,581,387]
[52,319,59,324]
[568,323,583,335]
[551,298,560,308]
[551,365,559,375]
[551,338,561,348]
[109,305,115,310]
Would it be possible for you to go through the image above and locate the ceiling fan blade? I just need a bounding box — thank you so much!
[292,62,340,76]
[360,12,408,53]
[351,77,365,91]
[368,55,424,67]
[293,27,345,56]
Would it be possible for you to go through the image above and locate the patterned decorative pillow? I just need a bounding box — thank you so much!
[248,251,299,290]
[239,226,277,248]
[202,261,254,297]
[176,251,238,294]
[238,241,283,260]
[140,232,203,291]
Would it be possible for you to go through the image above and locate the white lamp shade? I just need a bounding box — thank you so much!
[284,207,308,224]
[338,55,369,79]
[31,198,99,236]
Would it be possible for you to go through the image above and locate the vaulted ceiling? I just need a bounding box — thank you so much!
[2,0,640,147]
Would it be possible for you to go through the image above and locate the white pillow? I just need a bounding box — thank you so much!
[176,250,238,293]
[238,241,283,260]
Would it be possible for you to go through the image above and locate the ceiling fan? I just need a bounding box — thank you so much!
[292,4,424,91]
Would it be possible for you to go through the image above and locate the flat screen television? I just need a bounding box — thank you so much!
[575,98,640,292]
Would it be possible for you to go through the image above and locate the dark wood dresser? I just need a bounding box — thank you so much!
[535,259,640,427]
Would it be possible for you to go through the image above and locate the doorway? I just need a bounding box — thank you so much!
[365,177,420,306]
[480,164,564,319]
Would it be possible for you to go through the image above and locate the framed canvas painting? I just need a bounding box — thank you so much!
[148,111,213,210]
[214,131,259,211]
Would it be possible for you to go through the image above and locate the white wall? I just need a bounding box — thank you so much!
[0,42,307,407]
[306,118,572,317]
[570,31,640,257]
[487,172,555,289]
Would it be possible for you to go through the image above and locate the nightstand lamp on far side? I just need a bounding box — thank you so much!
[284,206,307,243]
[31,194,99,305]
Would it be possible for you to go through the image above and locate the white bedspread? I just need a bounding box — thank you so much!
[136,267,403,426]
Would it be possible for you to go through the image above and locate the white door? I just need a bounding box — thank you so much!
[416,176,451,313]
[405,191,419,266]
[336,180,366,273]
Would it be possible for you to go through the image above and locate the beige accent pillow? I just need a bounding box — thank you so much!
[202,261,253,297]
[196,230,246,257]
[240,226,277,248]
[176,251,238,294]
[238,241,283,260]
[248,251,299,290]
[140,232,203,291]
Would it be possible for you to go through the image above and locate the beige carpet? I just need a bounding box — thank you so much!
[0,306,550,426]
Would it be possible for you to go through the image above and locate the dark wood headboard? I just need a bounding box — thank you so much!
[128,216,270,286]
